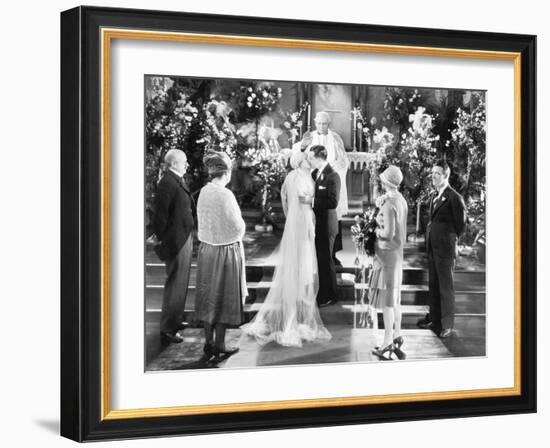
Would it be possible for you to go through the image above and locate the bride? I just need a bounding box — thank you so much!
[241,150,331,347]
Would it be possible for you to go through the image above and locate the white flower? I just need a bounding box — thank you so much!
[247,96,253,102]
[251,93,257,98]
[262,91,269,98]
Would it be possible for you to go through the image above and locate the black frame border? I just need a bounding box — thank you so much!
[60,6,537,442]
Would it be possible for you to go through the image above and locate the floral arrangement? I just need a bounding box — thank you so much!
[257,122,283,152]
[349,108,390,176]
[281,102,309,145]
[397,106,439,208]
[238,83,282,120]
[382,87,424,132]
[197,99,238,160]
[447,93,486,252]
[448,93,486,200]
[145,79,201,235]
[350,206,379,257]
[242,144,287,224]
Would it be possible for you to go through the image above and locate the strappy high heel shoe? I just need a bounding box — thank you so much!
[393,336,404,348]
[372,343,395,361]
[392,336,406,360]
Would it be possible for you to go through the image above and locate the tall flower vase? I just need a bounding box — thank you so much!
[354,248,376,329]
[254,184,273,232]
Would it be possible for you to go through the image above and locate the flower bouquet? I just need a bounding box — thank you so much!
[351,206,379,259]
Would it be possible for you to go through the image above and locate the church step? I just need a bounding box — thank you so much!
[240,304,484,328]
[145,285,485,316]
[145,263,485,288]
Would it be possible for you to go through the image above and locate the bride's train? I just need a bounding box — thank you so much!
[241,166,332,347]
[241,284,332,347]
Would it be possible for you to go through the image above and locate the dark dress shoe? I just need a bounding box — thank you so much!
[417,315,432,329]
[439,328,453,338]
[199,343,214,362]
[160,332,183,343]
[319,300,334,308]
[214,345,239,355]
[212,346,240,361]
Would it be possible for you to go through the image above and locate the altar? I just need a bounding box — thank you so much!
[345,151,382,214]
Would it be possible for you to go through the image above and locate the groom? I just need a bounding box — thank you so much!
[301,145,341,307]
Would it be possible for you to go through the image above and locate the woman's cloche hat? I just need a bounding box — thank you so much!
[379,165,403,188]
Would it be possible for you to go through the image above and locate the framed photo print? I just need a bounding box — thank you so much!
[60,6,536,441]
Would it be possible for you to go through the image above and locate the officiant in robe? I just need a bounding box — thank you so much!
[294,111,349,264]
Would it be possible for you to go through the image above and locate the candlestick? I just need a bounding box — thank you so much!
[416,200,421,234]
[307,104,311,130]
[352,109,357,151]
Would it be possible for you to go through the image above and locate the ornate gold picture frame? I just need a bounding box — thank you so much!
[61,6,536,441]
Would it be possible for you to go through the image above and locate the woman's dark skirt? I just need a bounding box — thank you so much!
[194,241,245,326]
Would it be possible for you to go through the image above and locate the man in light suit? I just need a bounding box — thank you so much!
[153,149,195,344]
[418,160,466,338]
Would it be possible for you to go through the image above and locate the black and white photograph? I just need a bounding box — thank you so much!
[144,75,487,371]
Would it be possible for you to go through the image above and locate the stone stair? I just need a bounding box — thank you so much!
[145,250,485,330]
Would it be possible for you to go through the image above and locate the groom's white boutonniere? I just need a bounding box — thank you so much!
[319,173,324,182]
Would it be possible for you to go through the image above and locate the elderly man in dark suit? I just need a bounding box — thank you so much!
[154,149,195,344]
[418,160,466,338]
[301,145,341,307]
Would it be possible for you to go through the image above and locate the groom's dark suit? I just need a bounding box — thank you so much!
[154,169,195,337]
[312,163,341,305]
[426,185,466,332]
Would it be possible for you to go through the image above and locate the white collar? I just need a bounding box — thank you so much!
[169,167,184,178]
[315,130,331,139]
[435,183,449,198]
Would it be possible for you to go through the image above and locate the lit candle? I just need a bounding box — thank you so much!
[307,104,311,128]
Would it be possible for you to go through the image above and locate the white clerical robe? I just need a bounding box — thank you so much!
[292,129,350,218]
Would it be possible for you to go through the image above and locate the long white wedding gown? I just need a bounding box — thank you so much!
[241,167,332,347]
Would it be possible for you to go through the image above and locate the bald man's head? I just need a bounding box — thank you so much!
[164,149,188,175]
[314,111,331,135]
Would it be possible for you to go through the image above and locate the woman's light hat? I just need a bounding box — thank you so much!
[380,165,403,188]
